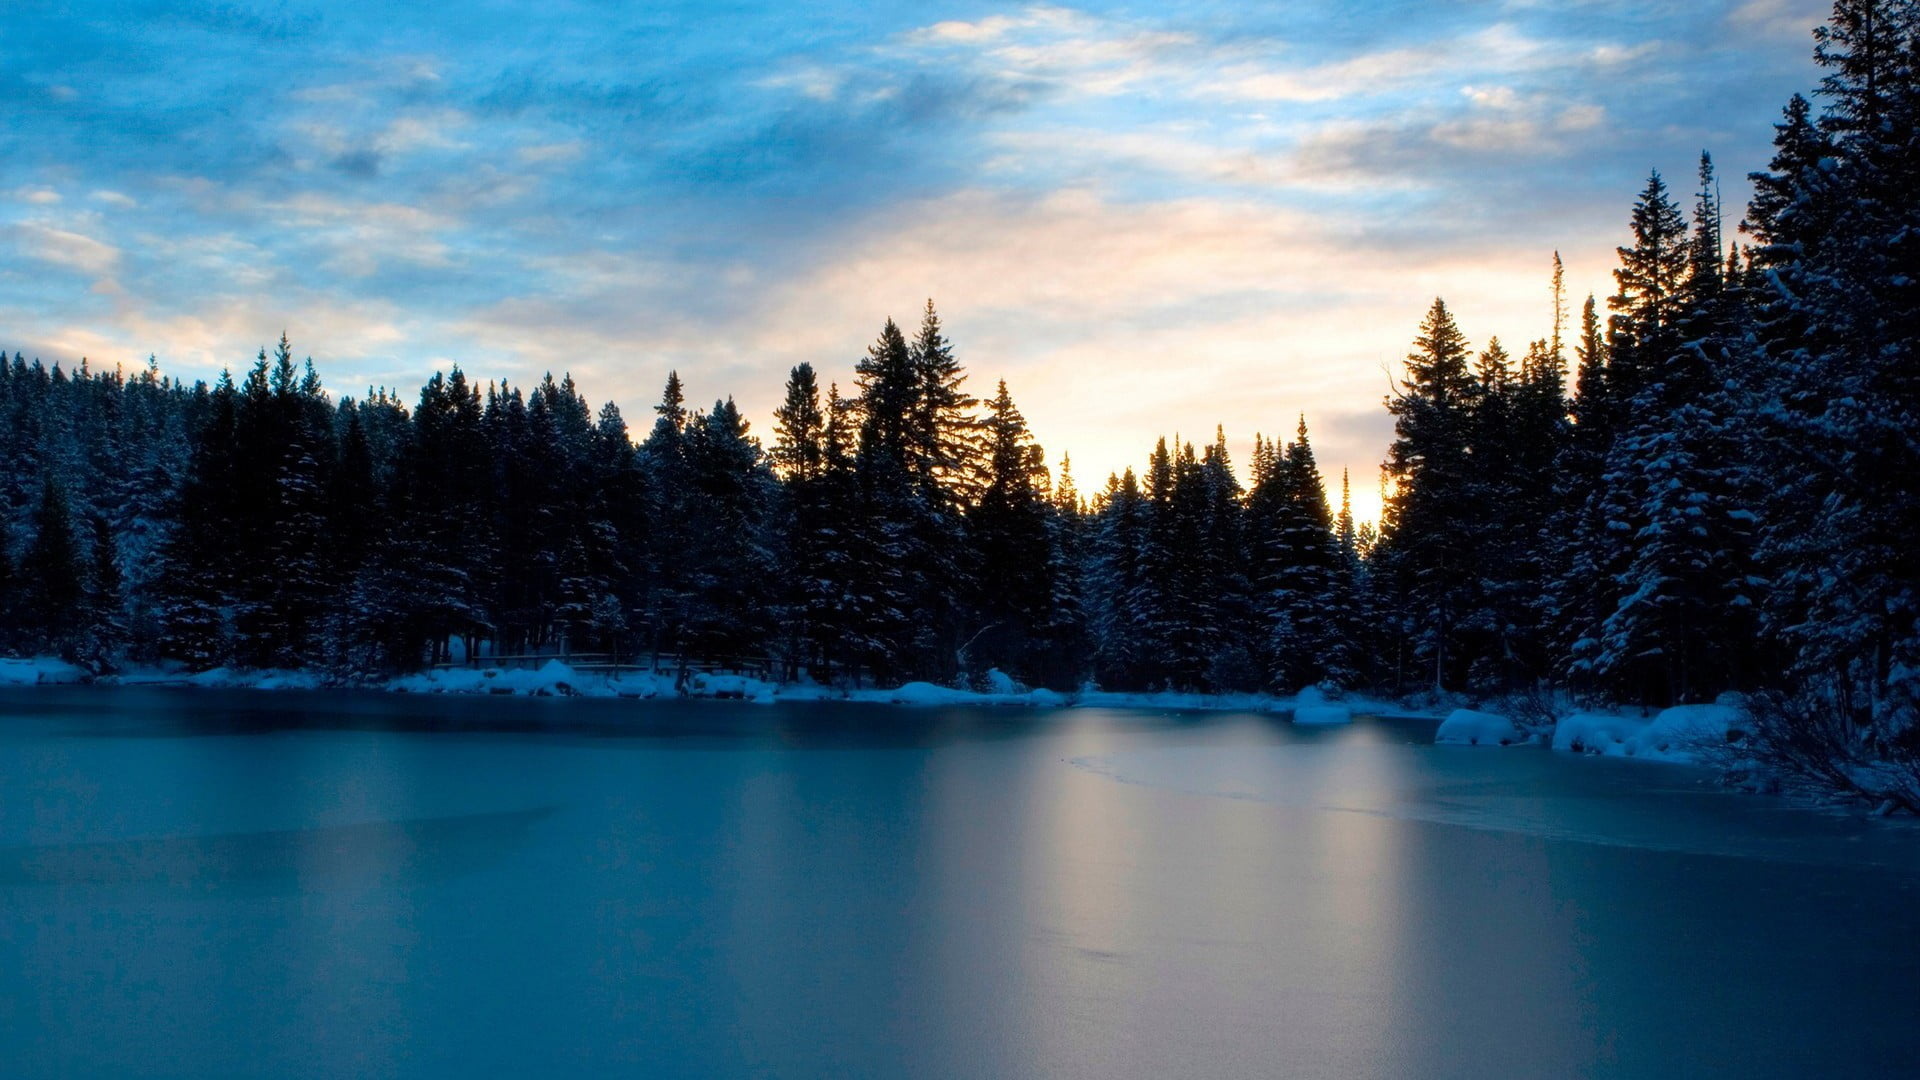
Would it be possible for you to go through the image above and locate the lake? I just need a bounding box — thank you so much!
[0,687,1915,1079]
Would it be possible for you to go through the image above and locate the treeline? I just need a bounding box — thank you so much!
[0,306,1363,693]
[1373,0,1920,745]
[1,2,1916,734]
[0,268,1724,702]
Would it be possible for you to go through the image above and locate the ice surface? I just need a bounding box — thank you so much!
[1,691,1914,1079]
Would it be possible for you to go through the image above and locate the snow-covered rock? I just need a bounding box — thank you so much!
[1551,712,1647,756]
[1434,708,1524,746]
[1630,702,1747,763]
[1547,699,1748,763]
[1291,686,1353,725]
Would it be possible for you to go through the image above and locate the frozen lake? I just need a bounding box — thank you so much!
[1,687,1916,1079]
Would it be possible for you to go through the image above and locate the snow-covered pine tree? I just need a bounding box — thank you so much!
[1087,468,1157,690]
[1037,454,1091,690]
[1250,418,1336,691]
[1747,0,1920,729]
[1596,154,1765,704]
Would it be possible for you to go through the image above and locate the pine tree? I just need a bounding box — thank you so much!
[1608,172,1692,409]
[1038,454,1091,689]
[80,513,126,669]
[851,319,938,681]
[965,380,1053,685]
[389,367,495,667]
[771,363,826,483]
[771,365,830,678]
[1250,418,1336,690]
[907,300,982,501]
[0,519,15,651]
[1321,469,1365,687]
[681,398,778,664]
[1591,151,1770,704]
[1748,0,1920,728]
[156,370,239,669]
[641,371,696,661]
[1088,468,1157,690]
[21,477,87,658]
[1379,298,1481,692]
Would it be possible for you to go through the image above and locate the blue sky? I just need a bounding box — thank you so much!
[3,0,1830,519]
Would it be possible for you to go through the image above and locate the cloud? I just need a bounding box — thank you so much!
[8,223,121,275]
[1726,0,1831,40]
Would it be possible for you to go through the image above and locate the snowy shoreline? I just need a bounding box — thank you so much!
[2,655,1398,721]
[4,655,1745,767]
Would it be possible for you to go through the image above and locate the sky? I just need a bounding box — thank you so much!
[2,0,1833,523]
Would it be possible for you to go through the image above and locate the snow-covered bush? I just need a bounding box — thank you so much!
[1434,709,1525,746]
[1552,713,1646,755]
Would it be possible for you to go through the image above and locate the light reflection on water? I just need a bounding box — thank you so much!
[0,687,1915,1079]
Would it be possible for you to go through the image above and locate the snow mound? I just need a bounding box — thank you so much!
[881,682,982,706]
[1291,686,1353,725]
[1630,702,1747,763]
[686,672,777,701]
[0,658,89,686]
[1435,708,1524,746]
[1552,712,1646,756]
[1547,700,1748,763]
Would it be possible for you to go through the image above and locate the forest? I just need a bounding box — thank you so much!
[2,2,1916,792]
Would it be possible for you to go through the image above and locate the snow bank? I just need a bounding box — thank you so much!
[3,652,1427,723]
[684,672,778,703]
[0,658,89,686]
[180,667,326,691]
[390,661,681,699]
[1291,686,1353,725]
[1434,708,1526,746]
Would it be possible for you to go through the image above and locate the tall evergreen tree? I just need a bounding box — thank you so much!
[965,380,1053,685]
[1379,298,1481,692]
[20,477,87,658]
